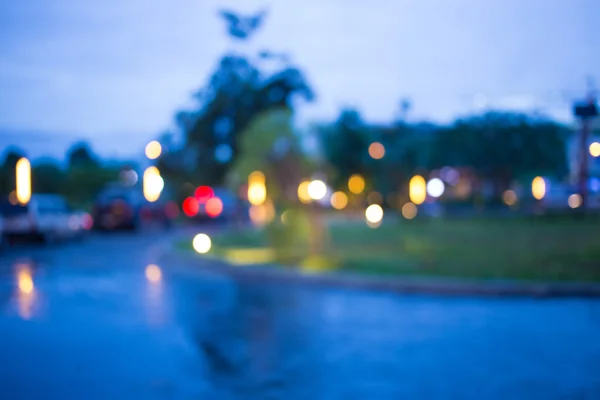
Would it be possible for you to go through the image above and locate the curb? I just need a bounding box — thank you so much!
[161,250,600,299]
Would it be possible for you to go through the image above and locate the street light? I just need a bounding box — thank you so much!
[143,166,164,202]
[531,176,546,200]
[348,174,365,194]
[145,141,162,160]
[590,142,600,158]
[409,175,426,205]
[15,157,31,204]
[308,180,327,201]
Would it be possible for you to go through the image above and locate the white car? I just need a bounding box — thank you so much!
[1,194,76,243]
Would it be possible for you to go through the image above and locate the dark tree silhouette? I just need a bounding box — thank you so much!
[218,8,268,40]
[67,142,99,169]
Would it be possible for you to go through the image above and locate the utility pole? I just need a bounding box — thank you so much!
[573,77,598,211]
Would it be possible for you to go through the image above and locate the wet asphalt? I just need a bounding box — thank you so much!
[1,227,600,399]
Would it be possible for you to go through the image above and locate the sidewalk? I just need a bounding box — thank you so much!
[162,248,600,298]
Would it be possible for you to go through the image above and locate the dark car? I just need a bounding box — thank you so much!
[93,184,172,231]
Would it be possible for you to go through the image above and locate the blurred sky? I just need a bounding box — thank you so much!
[1,0,598,160]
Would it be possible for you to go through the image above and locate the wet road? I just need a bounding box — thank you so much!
[1,229,600,399]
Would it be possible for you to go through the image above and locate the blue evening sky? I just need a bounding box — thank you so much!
[1,0,598,160]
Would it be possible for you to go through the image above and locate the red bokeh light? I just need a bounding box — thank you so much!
[182,197,199,217]
[81,213,93,230]
[205,196,223,218]
[195,186,214,204]
[165,201,179,219]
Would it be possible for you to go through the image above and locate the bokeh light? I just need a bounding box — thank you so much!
[249,201,275,226]
[193,233,212,254]
[348,174,365,194]
[368,142,385,159]
[502,190,518,206]
[401,202,418,220]
[206,196,224,217]
[308,180,327,200]
[142,166,164,202]
[409,175,427,205]
[182,197,199,217]
[426,178,445,198]
[248,182,267,206]
[145,264,162,284]
[365,204,384,224]
[249,171,266,184]
[195,186,214,203]
[165,201,179,219]
[590,142,600,158]
[145,140,162,160]
[281,210,290,224]
[215,144,233,163]
[8,190,18,205]
[568,193,582,209]
[531,176,546,200]
[297,181,312,204]
[15,157,31,204]
[330,191,348,210]
[367,192,383,205]
[18,268,34,294]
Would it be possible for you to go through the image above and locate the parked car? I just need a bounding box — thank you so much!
[93,184,172,231]
[68,210,94,239]
[0,194,77,243]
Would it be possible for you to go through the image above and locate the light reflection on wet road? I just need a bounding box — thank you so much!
[1,229,600,399]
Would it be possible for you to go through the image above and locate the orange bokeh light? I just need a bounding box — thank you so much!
[368,142,385,159]
[206,196,224,218]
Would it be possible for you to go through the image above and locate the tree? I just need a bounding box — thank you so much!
[429,111,568,195]
[160,53,314,190]
[320,109,371,190]
[228,107,314,263]
[67,142,99,169]
[32,161,66,194]
[0,147,26,195]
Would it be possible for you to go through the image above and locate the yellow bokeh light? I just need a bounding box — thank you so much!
[18,269,34,294]
[16,157,31,204]
[297,181,312,204]
[145,264,162,284]
[308,180,327,200]
[193,233,212,254]
[143,166,164,202]
[502,190,518,206]
[145,140,162,160]
[348,174,365,194]
[249,171,266,184]
[365,204,384,224]
[409,175,427,205]
[568,193,582,209]
[248,182,267,206]
[531,176,546,200]
[368,142,385,159]
[401,202,418,220]
[330,191,348,210]
[590,142,600,158]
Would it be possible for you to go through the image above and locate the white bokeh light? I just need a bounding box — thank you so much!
[365,204,384,224]
[426,178,445,198]
[193,233,212,254]
[307,180,327,200]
